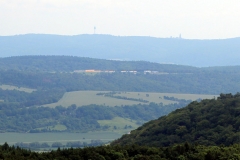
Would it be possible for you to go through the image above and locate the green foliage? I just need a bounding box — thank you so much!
[0,57,240,96]
[0,88,64,107]
[112,93,240,147]
[1,142,240,159]
[96,92,149,103]
[0,102,186,132]
[0,55,198,72]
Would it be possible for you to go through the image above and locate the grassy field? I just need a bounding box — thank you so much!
[98,117,141,134]
[0,132,121,146]
[0,84,36,93]
[43,91,216,108]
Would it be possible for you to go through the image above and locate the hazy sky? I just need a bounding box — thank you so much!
[1,0,240,39]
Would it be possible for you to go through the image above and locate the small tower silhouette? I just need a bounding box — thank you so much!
[94,26,96,34]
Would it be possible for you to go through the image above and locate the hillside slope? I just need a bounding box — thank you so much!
[0,55,198,72]
[0,34,240,66]
[1,56,240,95]
[112,93,240,146]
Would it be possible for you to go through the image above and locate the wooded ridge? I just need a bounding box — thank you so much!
[112,93,240,147]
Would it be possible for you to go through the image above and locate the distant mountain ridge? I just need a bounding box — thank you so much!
[0,55,198,72]
[0,34,240,67]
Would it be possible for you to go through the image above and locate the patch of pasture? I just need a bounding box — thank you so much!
[0,131,122,146]
[43,91,216,108]
[44,91,143,108]
[51,124,67,131]
[0,84,36,93]
[36,124,67,131]
[98,117,141,134]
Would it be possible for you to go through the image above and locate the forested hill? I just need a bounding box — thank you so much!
[0,56,197,72]
[0,56,240,94]
[112,93,240,147]
[0,34,240,67]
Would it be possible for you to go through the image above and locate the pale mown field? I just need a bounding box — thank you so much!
[0,84,36,93]
[0,132,122,146]
[36,124,67,132]
[43,91,216,108]
[98,117,141,134]
[0,118,139,147]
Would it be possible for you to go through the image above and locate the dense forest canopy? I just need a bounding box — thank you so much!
[112,93,240,147]
[1,142,240,159]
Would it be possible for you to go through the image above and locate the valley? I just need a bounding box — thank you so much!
[0,55,239,153]
[1,0,240,157]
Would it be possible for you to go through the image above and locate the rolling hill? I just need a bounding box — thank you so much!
[0,56,240,99]
[0,55,198,72]
[112,93,240,147]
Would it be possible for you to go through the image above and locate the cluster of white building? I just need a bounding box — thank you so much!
[74,70,166,74]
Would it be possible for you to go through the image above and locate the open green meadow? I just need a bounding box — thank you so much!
[0,131,122,146]
[43,91,216,108]
[36,124,67,132]
[0,84,36,93]
[98,117,141,134]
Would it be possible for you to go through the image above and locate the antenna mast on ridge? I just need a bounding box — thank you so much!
[94,26,96,34]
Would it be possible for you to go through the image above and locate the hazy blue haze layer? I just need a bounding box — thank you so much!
[0,34,239,67]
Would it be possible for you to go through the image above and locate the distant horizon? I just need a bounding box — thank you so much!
[1,33,240,40]
[1,1,240,39]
